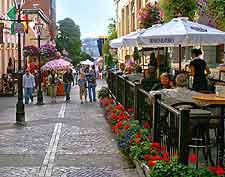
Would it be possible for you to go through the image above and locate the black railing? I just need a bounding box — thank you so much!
[107,70,224,166]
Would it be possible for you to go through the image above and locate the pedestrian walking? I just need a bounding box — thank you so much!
[63,69,74,101]
[23,69,35,104]
[78,72,87,104]
[48,70,58,103]
[86,69,97,102]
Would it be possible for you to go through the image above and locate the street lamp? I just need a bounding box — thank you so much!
[15,0,25,124]
[36,21,44,105]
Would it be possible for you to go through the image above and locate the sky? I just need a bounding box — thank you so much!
[56,0,115,38]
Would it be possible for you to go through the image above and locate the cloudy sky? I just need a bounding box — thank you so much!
[56,0,115,38]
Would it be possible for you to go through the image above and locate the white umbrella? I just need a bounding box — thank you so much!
[109,37,125,48]
[140,17,225,47]
[80,59,94,65]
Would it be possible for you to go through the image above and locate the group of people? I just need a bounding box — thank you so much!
[117,48,210,94]
[22,65,97,105]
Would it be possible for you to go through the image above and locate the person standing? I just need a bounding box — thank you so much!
[63,69,74,101]
[189,48,210,92]
[86,69,96,102]
[23,69,35,104]
[78,72,87,104]
[48,70,58,103]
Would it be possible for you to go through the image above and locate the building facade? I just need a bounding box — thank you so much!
[114,0,222,66]
[0,0,56,77]
[0,0,18,76]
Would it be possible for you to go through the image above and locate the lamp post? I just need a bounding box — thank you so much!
[36,21,44,105]
[15,0,25,124]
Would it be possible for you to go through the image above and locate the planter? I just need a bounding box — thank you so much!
[133,160,150,177]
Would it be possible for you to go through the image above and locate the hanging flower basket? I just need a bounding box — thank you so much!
[39,43,57,59]
[23,45,39,58]
[138,2,162,28]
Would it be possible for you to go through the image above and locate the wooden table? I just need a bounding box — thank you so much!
[192,94,225,105]
[193,93,225,166]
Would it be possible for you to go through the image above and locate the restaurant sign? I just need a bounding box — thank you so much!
[0,23,3,44]
[148,38,175,44]
[190,26,207,32]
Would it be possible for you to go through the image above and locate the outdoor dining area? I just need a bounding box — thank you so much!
[107,17,225,170]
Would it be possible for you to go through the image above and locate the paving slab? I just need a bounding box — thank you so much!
[0,80,139,177]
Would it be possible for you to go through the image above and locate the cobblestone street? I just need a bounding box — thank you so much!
[0,80,139,177]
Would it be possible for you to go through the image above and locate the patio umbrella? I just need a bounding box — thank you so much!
[140,17,225,47]
[80,59,94,65]
[139,17,225,70]
[109,37,125,48]
[41,59,73,71]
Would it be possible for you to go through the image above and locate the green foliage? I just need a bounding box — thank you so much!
[79,51,93,62]
[159,0,197,22]
[149,160,218,177]
[103,18,118,68]
[97,87,109,99]
[56,18,81,64]
[133,47,141,61]
[207,0,225,31]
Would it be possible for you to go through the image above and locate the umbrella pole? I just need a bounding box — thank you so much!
[157,47,160,78]
[142,48,145,78]
[179,44,182,72]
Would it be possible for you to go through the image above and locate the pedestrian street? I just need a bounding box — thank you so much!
[0,80,139,177]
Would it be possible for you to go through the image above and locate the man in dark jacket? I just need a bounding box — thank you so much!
[63,69,74,101]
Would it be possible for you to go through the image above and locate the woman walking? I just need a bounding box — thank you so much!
[48,70,57,103]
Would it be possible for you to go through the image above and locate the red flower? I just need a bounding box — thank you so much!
[161,146,167,151]
[215,167,225,176]
[136,133,141,139]
[135,138,140,145]
[124,125,130,130]
[147,160,156,167]
[188,153,197,164]
[162,151,169,162]
[144,154,151,161]
[208,166,217,173]
[151,142,160,148]
[143,121,152,129]
[151,155,161,161]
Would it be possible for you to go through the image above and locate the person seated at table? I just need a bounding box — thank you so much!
[148,74,204,109]
[116,63,126,75]
[151,72,174,91]
[141,66,159,91]
[125,65,143,83]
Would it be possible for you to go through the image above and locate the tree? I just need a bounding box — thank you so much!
[56,18,81,64]
[79,51,94,62]
[103,18,118,68]
[133,47,141,63]
[207,0,225,30]
[160,0,197,22]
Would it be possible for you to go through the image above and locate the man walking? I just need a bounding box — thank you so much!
[86,69,97,102]
[63,69,74,101]
[23,69,35,104]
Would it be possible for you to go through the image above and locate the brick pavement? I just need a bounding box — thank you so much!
[0,80,139,177]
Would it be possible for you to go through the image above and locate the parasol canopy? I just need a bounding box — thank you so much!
[139,17,225,47]
[41,58,73,71]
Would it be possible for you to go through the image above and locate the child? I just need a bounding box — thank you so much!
[78,72,87,104]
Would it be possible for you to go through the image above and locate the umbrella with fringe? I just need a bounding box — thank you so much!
[41,58,73,71]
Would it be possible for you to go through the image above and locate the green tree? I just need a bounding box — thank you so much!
[56,18,81,64]
[160,0,197,22]
[207,0,225,30]
[133,47,141,62]
[103,18,118,68]
[79,51,94,62]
